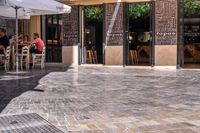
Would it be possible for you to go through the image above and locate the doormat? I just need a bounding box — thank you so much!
[0,113,63,133]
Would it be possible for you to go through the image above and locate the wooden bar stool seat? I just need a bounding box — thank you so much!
[86,50,93,64]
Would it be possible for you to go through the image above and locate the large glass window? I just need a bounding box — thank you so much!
[125,2,154,66]
[183,0,200,67]
[46,15,63,62]
[81,5,103,64]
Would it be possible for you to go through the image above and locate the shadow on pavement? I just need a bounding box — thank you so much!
[0,66,70,113]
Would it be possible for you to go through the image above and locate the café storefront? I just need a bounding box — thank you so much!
[16,0,200,68]
[61,0,178,67]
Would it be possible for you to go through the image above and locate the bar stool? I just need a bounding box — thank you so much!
[129,50,134,65]
[20,46,30,70]
[86,49,93,64]
[91,46,98,64]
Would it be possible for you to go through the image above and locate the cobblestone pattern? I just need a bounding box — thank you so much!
[0,113,63,133]
[1,67,200,133]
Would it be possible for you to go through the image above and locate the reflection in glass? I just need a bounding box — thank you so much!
[183,0,200,67]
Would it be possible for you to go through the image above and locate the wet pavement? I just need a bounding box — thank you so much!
[0,66,200,133]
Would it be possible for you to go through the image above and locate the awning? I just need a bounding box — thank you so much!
[0,0,71,19]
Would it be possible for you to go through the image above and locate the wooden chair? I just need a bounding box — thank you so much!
[20,46,30,70]
[0,55,4,63]
[129,50,134,65]
[91,46,98,64]
[0,47,5,65]
[12,45,22,70]
[32,47,46,69]
[4,46,11,71]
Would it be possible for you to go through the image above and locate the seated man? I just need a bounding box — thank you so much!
[0,28,9,65]
[30,33,45,54]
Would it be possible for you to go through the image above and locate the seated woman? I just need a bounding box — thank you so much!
[19,35,31,47]
[11,35,30,52]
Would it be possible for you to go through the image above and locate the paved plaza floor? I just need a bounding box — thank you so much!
[0,66,200,133]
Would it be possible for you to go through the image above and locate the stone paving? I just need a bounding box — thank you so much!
[1,66,200,132]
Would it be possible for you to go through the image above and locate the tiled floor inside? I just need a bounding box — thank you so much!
[0,67,200,133]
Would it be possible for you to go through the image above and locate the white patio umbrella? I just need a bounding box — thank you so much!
[0,0,71,73]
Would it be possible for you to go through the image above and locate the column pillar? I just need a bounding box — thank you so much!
[62,6,79,66]
[154,0,178,66]
[104,3,124,65]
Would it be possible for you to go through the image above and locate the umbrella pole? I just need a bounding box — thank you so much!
[15,7,19,73]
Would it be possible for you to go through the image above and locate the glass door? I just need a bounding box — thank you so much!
[80,5,104,64]
[125,2,154,66]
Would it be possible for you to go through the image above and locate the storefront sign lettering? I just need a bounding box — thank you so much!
[156,32,176,36]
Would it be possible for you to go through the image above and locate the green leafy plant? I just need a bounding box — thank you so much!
[128,3,151,19]
[84,6,103,22]
[184,0,200,17]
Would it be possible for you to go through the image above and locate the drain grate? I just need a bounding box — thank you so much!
[0,113,63,133]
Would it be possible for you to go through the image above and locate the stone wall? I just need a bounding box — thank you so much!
[105,3,124,46]
[155,0,177,45]
[62,6,79,46]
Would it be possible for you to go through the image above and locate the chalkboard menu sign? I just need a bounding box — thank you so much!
[105,3,124,46]
[62,6,79,46]
[155,0,177,45]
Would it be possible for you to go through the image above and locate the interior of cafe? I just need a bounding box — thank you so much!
[82,5,103,64]
[126,2,153,66]
[183,0,200,67]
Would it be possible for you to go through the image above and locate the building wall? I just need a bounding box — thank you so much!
[29,16,41,41]
[61,0,179,67]
[104,3,124,65]
[155,45,177,66]
[62,6,79,66]
[154,0,178,66]
[0,18,15,36]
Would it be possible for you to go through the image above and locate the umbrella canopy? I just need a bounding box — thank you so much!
[0,0,71,19]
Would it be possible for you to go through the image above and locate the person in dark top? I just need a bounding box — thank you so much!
[0,28,9,55]
[0,28,9,65]
[0,28,9,48]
